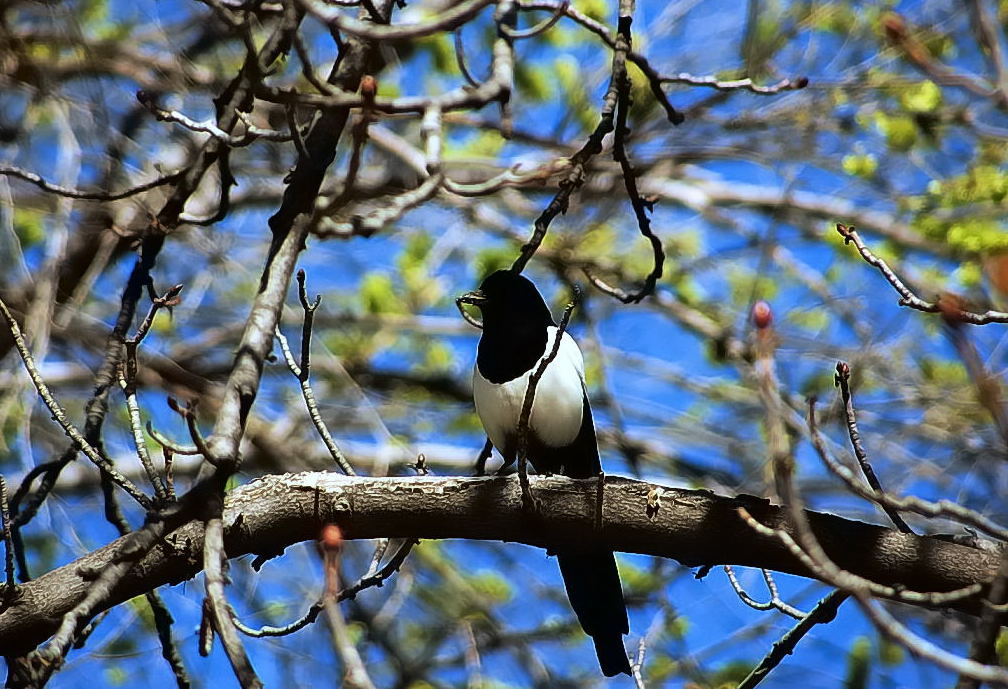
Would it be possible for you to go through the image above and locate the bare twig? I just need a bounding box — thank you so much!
[515,288,580,509]
[504,0,567,39]
[836,224,1008,324]
[146,590,192,689]
[660,72,808,94]
[0,297,152,509]
[275,270,356,475]
[204,509,263,689]
[833,362,913,534]
[0,476,15,607]
[0,164,181,201]
[137,93,290,145]
[724,566,806,619]
[300,0,492,40]
[808,401,1008,542]
[735,590,848,689]
[609,0,663,303]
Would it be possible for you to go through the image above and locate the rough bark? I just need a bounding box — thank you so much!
[0,473,998,655]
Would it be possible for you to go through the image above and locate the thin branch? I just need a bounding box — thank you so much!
[660,72,808,94]
[836,224,1008,324]
[735,590,848,689]
[204,509,263,689]
[299,0,492,40]
[609,0,664,303]
[453,29,483,88]
[503,0,567,39]
[807,400,1008,542]
[137,93,290,146]
[0,164,182,201]
[17,520,168,684]
[275,272,356,475]
[515,288,579,508]
[0,297,152,509]
[146,590,192,689]
[833,362,913,534]
[0,476,15,607]
[724,566,806,619]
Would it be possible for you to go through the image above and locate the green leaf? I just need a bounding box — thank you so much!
[874,112,917,151]
[900,80,941,113]
[13,208,44,247]
[842,153,878,178]
[844,636,871,689]
[360,272,404,315]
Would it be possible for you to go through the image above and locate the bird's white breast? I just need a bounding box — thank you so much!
[473,327,586,452]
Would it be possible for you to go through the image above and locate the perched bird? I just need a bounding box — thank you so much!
[459,269,631,677]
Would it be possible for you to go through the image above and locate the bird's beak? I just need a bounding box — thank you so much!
[457,289,488,306]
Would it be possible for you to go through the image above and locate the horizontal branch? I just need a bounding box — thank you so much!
[0,473,999,655]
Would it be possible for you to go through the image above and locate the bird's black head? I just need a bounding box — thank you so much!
[459,270,555,332]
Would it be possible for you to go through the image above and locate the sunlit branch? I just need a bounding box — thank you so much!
[299,0,492,40]
[0,298,153,510]
[836,224,1008,324]
[833,362,913,533]
[138,94,291,146]
[0,164,181,201]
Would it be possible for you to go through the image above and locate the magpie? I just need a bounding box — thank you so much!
[459,269,632,677]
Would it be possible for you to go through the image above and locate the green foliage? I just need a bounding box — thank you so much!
[919,358,968,387]
[554,55,596,132]
[469,571,513,604]
[954,261,983,288]
[844,636,872,689]
[644,654,679,683]
[709,660,760,687]
[417,340,455,374]
[13,207,44,247]
[414,34,459,76]
[997,629,1008,667]
[127,595,156,632]
[810,4,859,34]
[575,0,609,23]
[450,130,506,159]
[878,636,904,666]
[103,667,127,687]
[787,308,830,332]
[475,246,516,278]
[842,152,878,179]
[665,614,689,640]
[514,63,554,102]
[361,272,404,315]
[872,111,918,151]
[727,267,779,307]
[899,80,942,113]
[912,165,1008,254]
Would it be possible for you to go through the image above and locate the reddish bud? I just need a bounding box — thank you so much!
[752,300,773,330]
[360,75,376,99]
[320,524,343,552]
[882,12,907,43]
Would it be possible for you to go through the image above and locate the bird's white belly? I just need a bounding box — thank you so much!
[473,328,585,452]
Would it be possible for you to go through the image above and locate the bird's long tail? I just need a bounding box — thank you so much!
[556,550,631,676]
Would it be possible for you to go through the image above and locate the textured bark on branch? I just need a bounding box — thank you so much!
[0,473,998,655]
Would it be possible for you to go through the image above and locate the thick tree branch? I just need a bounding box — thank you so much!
[0,473,999,655]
